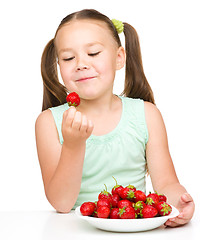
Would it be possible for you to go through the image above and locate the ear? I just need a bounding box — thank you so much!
[116,46,126,70]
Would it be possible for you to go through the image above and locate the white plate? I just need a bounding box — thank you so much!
[75,205,179,232]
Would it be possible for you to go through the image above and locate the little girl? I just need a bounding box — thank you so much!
[35,9,194,227]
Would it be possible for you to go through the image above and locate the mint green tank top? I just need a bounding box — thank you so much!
[49,96,148,209]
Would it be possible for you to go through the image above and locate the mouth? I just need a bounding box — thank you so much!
[76,76,96,82]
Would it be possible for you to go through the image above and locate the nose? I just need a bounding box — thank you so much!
[76,57,89,71]
[76,65,89,71]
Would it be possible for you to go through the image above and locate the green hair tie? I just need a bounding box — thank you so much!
[111,19,124,34]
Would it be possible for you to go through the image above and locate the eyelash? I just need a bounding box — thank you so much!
[63,57,74,62]
[88,51,101,57]
[63,52,101,61]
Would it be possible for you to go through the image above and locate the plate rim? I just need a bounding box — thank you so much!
[75,204,179,222]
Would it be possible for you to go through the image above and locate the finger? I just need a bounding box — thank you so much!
[166,218,188,227]
[181,193,193,203]
[65,107,76,127]
[71,111,82,130]
[86,119,94,136]
[165,214,188,227]
[79,115,88,132]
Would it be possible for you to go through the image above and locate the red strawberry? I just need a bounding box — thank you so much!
[117,199,132,209]
[97,199,111,209]
[119,206,136,219]
[80,202,96,216]
[92,204,98,218]
[66,92,80,107]
[98,184,112,203]
[110,208,120,219]
[146,193,159,207]
[156,201,172,216]
[119,186,136,200]
[134,201,146,215]
[134,190,146,203]
[110,194,120,208]
[111,176,124,196]
[141,205,158,218]
[158,194,167,202]
[97,206,110,218]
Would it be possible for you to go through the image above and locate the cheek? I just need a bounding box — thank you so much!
[59,64,71,85]
[97,57,116,80]
[96,57,115,75]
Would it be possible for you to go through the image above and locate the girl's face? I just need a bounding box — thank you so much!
[55,20,125,100]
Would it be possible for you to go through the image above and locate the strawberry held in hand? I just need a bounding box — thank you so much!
[66,92,80,107]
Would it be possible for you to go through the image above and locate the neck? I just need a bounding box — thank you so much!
[77,93,118,115]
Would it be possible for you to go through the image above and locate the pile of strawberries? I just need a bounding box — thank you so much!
[80,177,172,219]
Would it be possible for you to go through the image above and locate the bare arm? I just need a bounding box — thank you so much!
[35,107,93,213]
[144,102,195,226]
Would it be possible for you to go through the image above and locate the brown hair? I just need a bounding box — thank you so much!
[41,9,155,111]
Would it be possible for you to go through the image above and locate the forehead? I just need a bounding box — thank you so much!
[55,20,117,50]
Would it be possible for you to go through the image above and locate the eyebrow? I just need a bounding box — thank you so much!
[58,42,103,54]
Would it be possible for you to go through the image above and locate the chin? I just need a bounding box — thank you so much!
[79,90,100,99]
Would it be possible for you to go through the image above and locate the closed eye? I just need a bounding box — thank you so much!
[63,57,75,61]
[88,51,101,57]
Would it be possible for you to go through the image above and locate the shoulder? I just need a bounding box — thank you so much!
[144,101,167,140]
[121,96,142,104]
[144,101,164,123]
[35,109,62,154]
[35,109,58,140]
[35,109,53,130]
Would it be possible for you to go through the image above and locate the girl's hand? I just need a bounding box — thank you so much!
[164,193,195,227]
[62,106,94,147]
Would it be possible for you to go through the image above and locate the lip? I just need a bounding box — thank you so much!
[76,76,96,82]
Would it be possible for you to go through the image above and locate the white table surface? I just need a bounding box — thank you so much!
[0,206,199,240]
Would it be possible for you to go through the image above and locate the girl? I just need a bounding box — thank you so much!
[35,9,194,227]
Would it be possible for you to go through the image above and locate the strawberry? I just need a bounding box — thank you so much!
[156,201,172,216]
[134,201,146,215]
[111,176,124,196]
[110,208,120,219]
[119,206,136,219]
[119,186,136,200]
[117,199,132,209]
[80,202,96,216]
[134,190,146,203]
[146,192,159,207]
[66,92,80,107]
[158,194,167,202]
[98,184,112,203]
[110,194,120,208]
[97,206,110,218]
[97,199,111,209]
[92,204,98,218]
[141,205,158,218]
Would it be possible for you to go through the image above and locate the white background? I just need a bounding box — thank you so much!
[0,0,199,211]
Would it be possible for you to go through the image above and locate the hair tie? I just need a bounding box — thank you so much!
[111,19,124,34]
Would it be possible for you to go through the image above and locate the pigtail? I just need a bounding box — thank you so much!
[41,39,67,111]
[123,23,155,104]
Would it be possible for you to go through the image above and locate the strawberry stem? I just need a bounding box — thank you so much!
[112,176,118,185]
